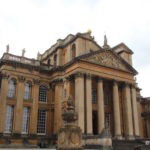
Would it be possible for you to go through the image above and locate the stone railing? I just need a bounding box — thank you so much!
[2,53,40,66]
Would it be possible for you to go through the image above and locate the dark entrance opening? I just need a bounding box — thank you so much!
[92,111,98,135]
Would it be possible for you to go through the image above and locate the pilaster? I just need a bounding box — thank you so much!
[29,79,40,135]
[85,73,93,134]
[75,72,85,133]
[97,77,105,134]
[113,81,122,139]
[131,85,140,137]
[13,75,25,134]
[53,79,63,134]
[0,73,9,133]
[124,83,134,139]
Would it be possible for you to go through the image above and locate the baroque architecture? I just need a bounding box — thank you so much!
[0,31,149,148]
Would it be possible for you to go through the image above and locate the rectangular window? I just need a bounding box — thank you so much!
[37,110,47,135]
[92,88,97,103]
[105,112,110,129]
[5,105,13,133]
[22,107,30,134]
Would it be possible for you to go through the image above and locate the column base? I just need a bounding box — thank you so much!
[126,135,135,140]
[114,135,123,140]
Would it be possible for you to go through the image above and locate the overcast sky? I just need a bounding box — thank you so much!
[0,0,150,97]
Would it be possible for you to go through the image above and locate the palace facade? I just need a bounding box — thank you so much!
[0,31,149,147]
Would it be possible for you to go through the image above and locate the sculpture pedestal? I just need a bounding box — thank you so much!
[58,125,83,150]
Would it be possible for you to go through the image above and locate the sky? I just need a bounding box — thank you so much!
[0,0,150,97]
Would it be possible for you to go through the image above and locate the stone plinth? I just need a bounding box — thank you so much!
[57,96,83,150]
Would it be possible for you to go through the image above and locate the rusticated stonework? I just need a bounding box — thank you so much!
[81,51,131,72]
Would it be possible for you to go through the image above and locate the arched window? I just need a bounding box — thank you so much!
[24,82,31,100]
[71,44,76,59]
[8,79,16,98]
[39,85,48,102]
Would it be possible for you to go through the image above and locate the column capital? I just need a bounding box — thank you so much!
[1,73,9,79]
[18,75,25,82]
[49,78,63,87]
[86,73,92,79]
[65,75,74,81]
[33,79,40,85]
[113,80,118,86]
[97,77,103,82]
[74,71,84,78]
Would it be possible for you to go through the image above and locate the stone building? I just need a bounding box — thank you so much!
[0,31,149,147]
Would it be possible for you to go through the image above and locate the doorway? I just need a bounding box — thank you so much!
[92,111,98,135]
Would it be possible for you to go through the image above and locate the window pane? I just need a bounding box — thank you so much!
[39,86,47,102]
[92,88,97,103]
[8,80,15,98]
[22,107,30,133]
[105,112,110,129]
[37,110,46,134]
[5,105,13,133]
[24,83,31,100]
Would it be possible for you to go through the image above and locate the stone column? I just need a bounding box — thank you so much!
[131,85,140,137]
[97,78,105,134]
[13,76,25,134]
[29,79,40,135]
[85,74,93,134]
[75,72,85,133]
[113,81,122,138]
[124,83,134,139]
[54,80,63,134]
[0,73,9,133]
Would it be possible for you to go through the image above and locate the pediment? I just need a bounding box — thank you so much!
[80,50,136,74]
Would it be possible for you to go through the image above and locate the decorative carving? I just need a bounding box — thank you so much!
[1,73,9,79]
[82,51,129,72]
[86,73,91,79]
[18,75,25,82]
[33,79,40,85]
[58,131,66,145]
[71,132,80,145]
[74,72,84,78]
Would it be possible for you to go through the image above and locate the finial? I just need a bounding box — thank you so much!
[87,29,92,34]
[22,48,25,57]
[6,44,9,53]
[103,34,110,49]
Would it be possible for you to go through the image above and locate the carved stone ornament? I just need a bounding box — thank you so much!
[58,131,66,145]
[1,73,9,79]
[18,75,25,82]
[71,132,80,145]
[33,79,40,85]
[82,51,129,72]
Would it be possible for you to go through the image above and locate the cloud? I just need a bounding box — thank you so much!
[0,0,150,96]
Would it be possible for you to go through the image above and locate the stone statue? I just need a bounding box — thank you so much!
[103,34,110,50]
[6,44,9,53]
[22,48,25,57]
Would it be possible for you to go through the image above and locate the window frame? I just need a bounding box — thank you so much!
[4,105,14,133]
[8,79,16,98]
[22,107,30,134]
[24,82,32,100]
[39,85,48,103]
[37,110,47,135]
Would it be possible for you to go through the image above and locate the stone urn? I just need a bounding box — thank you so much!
[57,96,83,150]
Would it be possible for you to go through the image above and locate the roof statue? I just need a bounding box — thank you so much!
[6,44,9,53]
[103,34,110,49]
[22,48,25,57]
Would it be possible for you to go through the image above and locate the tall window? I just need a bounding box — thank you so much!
[47,59,51,66]
[71,44,76,59]
[105,112,110,129]
[5,105,14,133]
[22,107,30,134]
[8,79,16,98]
[92,88,97,103]
[54,54,57,66]
[39,85,48,102]
[37,110,47,134]
[24,82,31,100]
